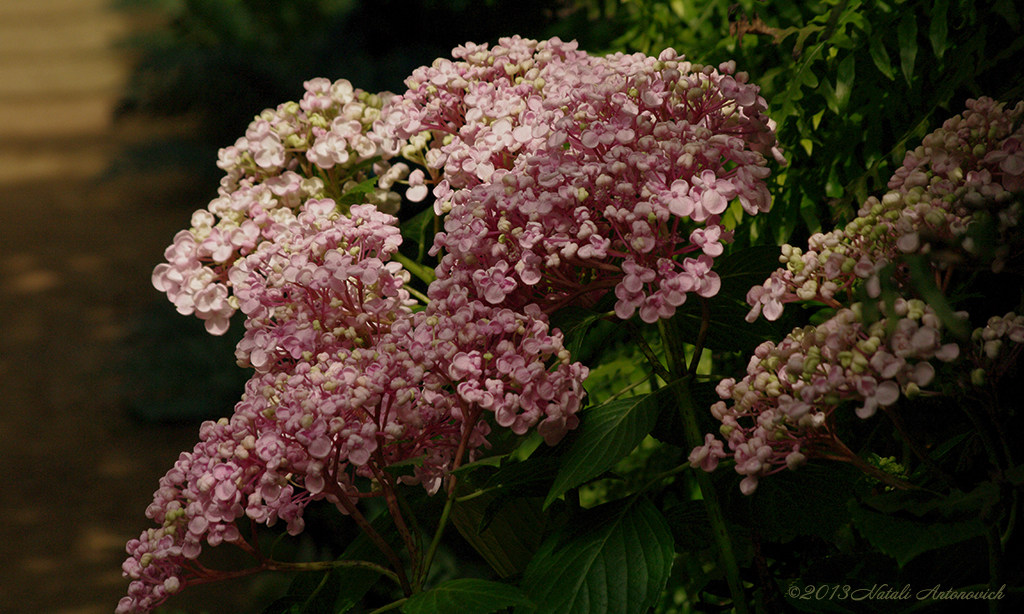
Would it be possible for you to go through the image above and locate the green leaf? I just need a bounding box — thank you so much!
[403,579,535,614]
[849,484,999,567]
[549,306,609,362]
[450,492,548,578]
[670,296,782,355]
[743,462,863,542]
[650,379,719,449]
[834,53,855,114]
[993,0,1021,29]
[929,0,949,59]
[518,497,674,614]
[662,500,716,553]
[897,10,918,85]
[544,393,661,508]
[714,245,783,298]
[666,244,791,353]
[400,204,437,262]
[906,255,970,339]
[261,569,341,614]
[336,175,381,206]
[850,504,986,568]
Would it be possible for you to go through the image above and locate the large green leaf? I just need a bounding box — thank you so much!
[658,244,793,354]
[403,579,535,614]
[517,497,674,614]
[661,500,716,553]
[650,378,719,449]
[849,484,998,567]
[744,462,864,542]
[670,295,782,354]
[544,393,661,508]
[450,493,547,578]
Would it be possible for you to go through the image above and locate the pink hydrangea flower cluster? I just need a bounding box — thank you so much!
[689,299,960,495]
[746,97,1024,323]
[151,78,412,335]
[121,200,587,612]
[379,36,784,321]
[127,35,786,610]
[695,98,1024,494]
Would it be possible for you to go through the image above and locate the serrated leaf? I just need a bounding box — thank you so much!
[929,0,949,59]
[849,484,999,567]
[544,394,661,508]
[403,579,535,614]
[897,11,918,85]
[517,497,674,614]
[834,53,855,114]
[850,505,986,568]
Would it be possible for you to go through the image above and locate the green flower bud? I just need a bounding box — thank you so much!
[971,368,986,386]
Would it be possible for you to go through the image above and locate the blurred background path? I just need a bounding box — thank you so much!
[0,1,249,612]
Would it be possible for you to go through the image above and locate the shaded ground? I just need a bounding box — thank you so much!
[0,2,269,612]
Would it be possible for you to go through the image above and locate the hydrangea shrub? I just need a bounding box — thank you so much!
[120,35,1023,614]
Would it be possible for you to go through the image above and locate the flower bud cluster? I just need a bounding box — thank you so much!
[378,36,783,321]
[151,78,411,335]
[745,98,1024,323]
[690,299,960,494]
[967,312,1024,384]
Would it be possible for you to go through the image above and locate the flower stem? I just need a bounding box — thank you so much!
[330,484,413,595]
[676,382,750,614]
[367,598,409,614]
[263,558,402,585]
[416,407,481,590]
[659,315,750,614]
[987,522,1005,614]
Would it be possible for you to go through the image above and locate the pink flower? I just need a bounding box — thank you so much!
[688,434,728,472]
